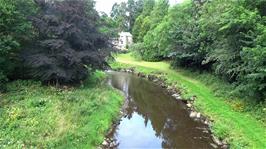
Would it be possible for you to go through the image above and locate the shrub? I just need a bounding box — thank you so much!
[22,0,112,84]
[0,0,36,90]
[130,43,145,60]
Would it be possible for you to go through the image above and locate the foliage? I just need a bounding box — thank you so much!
[136,0,169,44]
[132,0,266,101]
[99,12,120,38]
[132,0,155,42]
[127,0,144,32]
[22,0,111,84]
[132,15,145,42]
[0,71,123,148]
[132,0,169,59]
[110,0,144,32]
[129,43,145,60]
[137,16,152,42]
[239,25,266,99]
[0,0,36,91]
[169,1,205,68]
[199,0,266,100]
[149,0,169,29]
[110,2,129,31]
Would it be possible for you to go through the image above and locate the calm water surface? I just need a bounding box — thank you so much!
[107,71,218,149]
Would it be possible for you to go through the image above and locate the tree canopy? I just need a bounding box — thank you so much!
[22,0,111,84]
[110,0,144,32]
[131,0,266,101]
[0,0,113,88]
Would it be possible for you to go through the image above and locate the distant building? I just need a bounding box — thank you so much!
[117,32,133,50]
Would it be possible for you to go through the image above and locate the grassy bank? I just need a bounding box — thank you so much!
[0,71,123,148]
[111,53,266,148]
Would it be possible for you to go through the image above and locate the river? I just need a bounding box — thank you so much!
[107,71,219,148]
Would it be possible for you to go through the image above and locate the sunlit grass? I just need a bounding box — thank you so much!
[0,71,123,148]
[111,53,266,149]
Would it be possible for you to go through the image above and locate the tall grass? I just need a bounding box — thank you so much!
[0,71,123,148]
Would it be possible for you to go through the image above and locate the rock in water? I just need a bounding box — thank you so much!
[210,143,218,148]
[189,111,197,118]
[172,94,181,100]
[187,103,192,108]
[196,113,201,118]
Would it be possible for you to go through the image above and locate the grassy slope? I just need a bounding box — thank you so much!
[111,53,266,148]
[0,71,123,148]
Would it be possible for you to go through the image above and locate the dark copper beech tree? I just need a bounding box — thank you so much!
[22,0,111,84]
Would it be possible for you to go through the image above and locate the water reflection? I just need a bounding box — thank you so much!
[108,71,217,149]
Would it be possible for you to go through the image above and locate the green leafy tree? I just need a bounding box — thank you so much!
[140,0,169,60]
[149,0,169,29]
[111,2,129,31]
[0,0,36,91]
[240,26,266,99]
[132,15,145,42]
[99,12,120,38]
[141,1,203,63]
[132,0,155,42]
[110,0,144,32]
[127,0,144,32]
[131,0,266,100]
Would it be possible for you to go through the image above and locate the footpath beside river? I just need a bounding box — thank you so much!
[111,53,266,149]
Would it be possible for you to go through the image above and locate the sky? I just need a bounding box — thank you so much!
[95,0,184,15]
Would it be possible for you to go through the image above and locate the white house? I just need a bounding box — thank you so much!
[117,32,133,50]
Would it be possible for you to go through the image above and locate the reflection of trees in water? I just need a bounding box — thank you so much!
[110,73,213,148]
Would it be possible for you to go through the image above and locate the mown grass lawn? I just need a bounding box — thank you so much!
[0,71,123,148]
[111,53,266,149]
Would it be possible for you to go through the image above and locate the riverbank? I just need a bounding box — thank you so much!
[111,53,266,148]
[0,71,123,148]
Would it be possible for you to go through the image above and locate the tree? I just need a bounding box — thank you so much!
[140,0,169,60]
[141,0,155,16]
[140,1,203,63]
[22,0,111,84]
[132,0,155,42]
[99,12,120,38]
[131,0,266,101]
[110,2,129,32]
[110,0,144,32]
[199,0,266,100]
[149,0,169,29]
[0,0,36,91]
[127,0,144,32]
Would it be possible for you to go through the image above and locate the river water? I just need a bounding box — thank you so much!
[107,71,218,148]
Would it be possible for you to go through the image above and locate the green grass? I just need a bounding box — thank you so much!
[111,53,266,149]
[0,71,123,148]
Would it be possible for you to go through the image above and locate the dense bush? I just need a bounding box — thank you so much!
[132,0,266,101]
[130,43,145,60]
[199,0,266,100]
[22,0,111,84]
[0,0,36,91]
